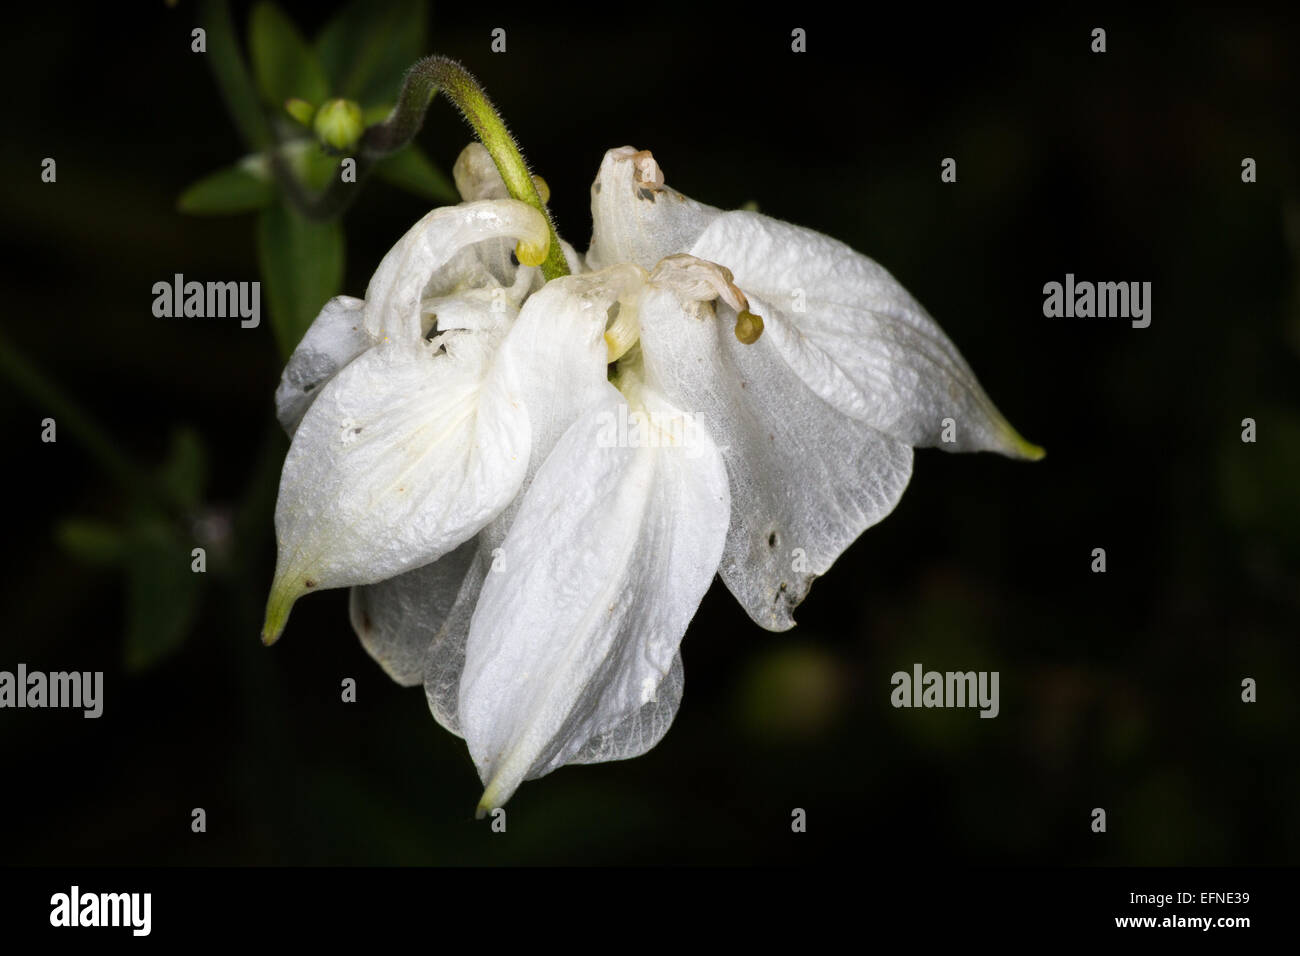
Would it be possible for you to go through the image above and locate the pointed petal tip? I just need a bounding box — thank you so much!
[1009,430,1046,462]
[261,576,304,646]
[995,418,1045,462]
[475,778,505,820]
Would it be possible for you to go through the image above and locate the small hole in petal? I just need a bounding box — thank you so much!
[768,532,778,549]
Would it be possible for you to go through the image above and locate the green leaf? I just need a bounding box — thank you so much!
[375,145,457,203]
[257,201,345,358]
[316,0,428,106]
[198,0,271,149]
[178,164,275,215]
[159,428,208,511]
[300,145,345,192]
[57,519,126,566]
[249,1,329,108]
[124,522,201,672]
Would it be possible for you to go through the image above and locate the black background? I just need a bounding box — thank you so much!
[0,2,1296,868]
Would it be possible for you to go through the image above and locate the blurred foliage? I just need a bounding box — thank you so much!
[184,0,453,354]
[256,200,345,357]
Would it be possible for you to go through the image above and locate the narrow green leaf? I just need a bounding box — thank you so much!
[178,164,275,215]
[249,1,330,108]
[316,0,428,106]
[198,0,271,149]
[375,145,457,203]
[159,428,208,511]
[257,201,345,358]
[57,520,126,566]
[124,523,201,672]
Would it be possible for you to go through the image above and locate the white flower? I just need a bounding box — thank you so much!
[264,143,1041,813]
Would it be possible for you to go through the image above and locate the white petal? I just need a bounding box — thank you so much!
[459,384,729,812]
[569,652,684,765]
[348,540,477,687]
[263,319,529,642]
[363,198,550,343]
[587,146,720,272]
[690,211,1042,458]
[637,262,914,631]
[422,266,642,736]
[275,296,372,436]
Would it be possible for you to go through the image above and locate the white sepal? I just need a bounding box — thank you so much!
[690,211,1041,458]
[459,383,729,813]
[264,317,529,643]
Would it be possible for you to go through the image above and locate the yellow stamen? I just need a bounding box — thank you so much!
[514,238,547,268]
[734,309,764,344]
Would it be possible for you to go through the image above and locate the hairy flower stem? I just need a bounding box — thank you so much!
[281,56,569,281]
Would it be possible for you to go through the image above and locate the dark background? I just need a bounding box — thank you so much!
[1,3,1296,865]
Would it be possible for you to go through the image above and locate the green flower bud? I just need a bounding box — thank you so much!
[313,99,364,151]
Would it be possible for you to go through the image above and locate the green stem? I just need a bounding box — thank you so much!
[280,56,570,281]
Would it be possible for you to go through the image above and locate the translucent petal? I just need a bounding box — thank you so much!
[348,540,477,687]
[637,267,914,631]
[569,651,684,765]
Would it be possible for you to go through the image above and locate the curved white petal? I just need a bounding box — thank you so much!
[637,260,914,631]
[421,266,643,736]
[459,384,730,812]
[348,540,477,687]
[587,146,720,272]
[263,318,529,643]
[275,296,373,436]
[690,211,1042,458]
[363,198,550,343]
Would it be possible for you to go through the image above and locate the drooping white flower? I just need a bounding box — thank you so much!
[264,142,1042,813]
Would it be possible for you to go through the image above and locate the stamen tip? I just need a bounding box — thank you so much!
[734,310,764,344]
